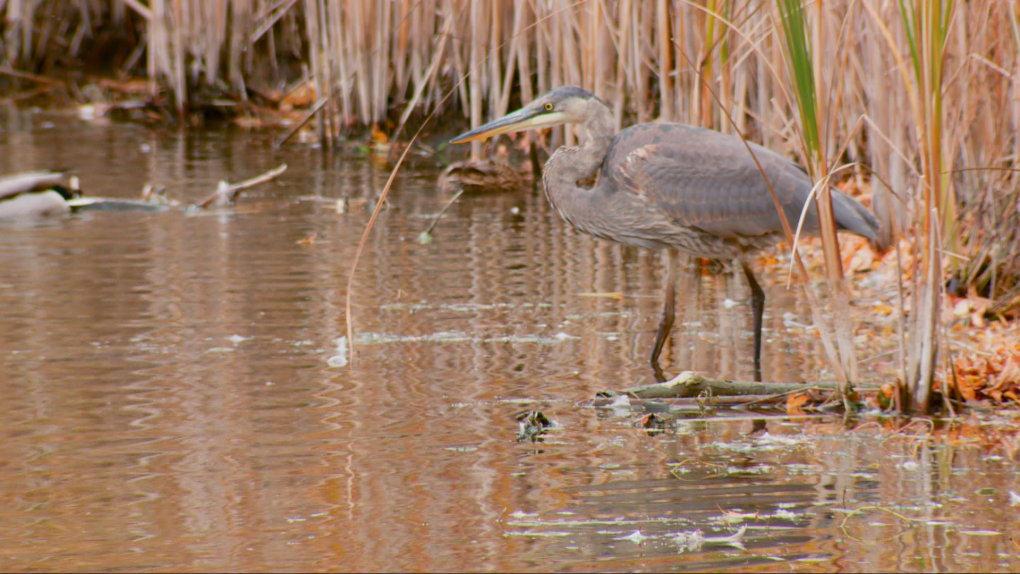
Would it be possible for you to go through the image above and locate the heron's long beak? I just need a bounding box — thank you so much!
[450,107,566,144]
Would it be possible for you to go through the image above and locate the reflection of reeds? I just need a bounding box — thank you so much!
[3,0,1018,409]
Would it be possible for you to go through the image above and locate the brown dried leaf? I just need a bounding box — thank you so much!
[843,241,874,275]
[370,124,389,145]
[787,392,811,415]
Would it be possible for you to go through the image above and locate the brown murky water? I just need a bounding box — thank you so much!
[1,109,1018,572]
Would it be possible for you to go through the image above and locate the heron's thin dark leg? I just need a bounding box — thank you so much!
[650,250,679,382]
[739,259,765,382]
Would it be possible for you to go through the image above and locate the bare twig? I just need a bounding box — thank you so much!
[0,66,66,86]
[421,188,466,237]
[197,164,288,208]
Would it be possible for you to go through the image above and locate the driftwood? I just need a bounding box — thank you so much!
[197,163,288,208]
[604,371,880,400]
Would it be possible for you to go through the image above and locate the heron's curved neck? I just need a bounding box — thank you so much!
[542,100,615,236]
[550,99,612,183]
[545,100,614,188]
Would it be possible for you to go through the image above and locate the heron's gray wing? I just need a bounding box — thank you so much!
[0,171,67,200]
[609,126,878,242]
[609,129,816,240]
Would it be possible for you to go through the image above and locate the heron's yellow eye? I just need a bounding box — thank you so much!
[544,103,554,112]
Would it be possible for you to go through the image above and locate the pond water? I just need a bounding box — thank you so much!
[1,109,1018,572]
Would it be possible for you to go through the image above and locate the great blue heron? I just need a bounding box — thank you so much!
[451,86,882,382]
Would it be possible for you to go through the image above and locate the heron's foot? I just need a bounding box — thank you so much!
[651,361,668,383]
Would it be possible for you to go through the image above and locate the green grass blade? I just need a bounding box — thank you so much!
[776,0,819,161]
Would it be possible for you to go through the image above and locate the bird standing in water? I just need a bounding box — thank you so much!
[451,86,881,382]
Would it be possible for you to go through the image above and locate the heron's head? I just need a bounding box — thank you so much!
[450,86,598,144]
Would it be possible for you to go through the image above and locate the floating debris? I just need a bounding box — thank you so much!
[327,336,349,367]
[672,525,747,553]
[445,446,478,453]
[640,413,672,431]
[712,510,758,525]
[616,530,651,544]
[516,410,553,442]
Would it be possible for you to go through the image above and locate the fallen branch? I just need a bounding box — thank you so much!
[197,164,287,208]
[0,86,57,104]
[604,371,880,400]
[0,66,67,86]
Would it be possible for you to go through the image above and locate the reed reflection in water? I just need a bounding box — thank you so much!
[0,114,1016,572]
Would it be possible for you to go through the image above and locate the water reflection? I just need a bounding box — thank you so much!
[0,111,1017,572]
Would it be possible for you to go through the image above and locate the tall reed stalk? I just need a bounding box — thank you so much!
[899,0,952,413]
[773,0,860,400]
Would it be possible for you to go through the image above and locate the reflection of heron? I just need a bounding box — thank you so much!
[452,86,883,382]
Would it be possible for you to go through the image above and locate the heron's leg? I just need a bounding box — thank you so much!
[739,259,765,382]
[650,250,679,382]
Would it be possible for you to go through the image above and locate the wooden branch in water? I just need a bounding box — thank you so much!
[606,371,877,400]
[197,163,287,208]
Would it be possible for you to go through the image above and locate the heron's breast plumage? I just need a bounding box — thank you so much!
[543,145,748,258]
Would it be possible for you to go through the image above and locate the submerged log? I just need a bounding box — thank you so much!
[604,371,877,400]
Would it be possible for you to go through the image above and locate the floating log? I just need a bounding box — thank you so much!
[604,371,880,400]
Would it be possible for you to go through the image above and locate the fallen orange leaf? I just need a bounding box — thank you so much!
[787,392,810,415]
[370,124,389,145]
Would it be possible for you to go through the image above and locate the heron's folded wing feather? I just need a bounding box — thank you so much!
[610,133,816,240]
